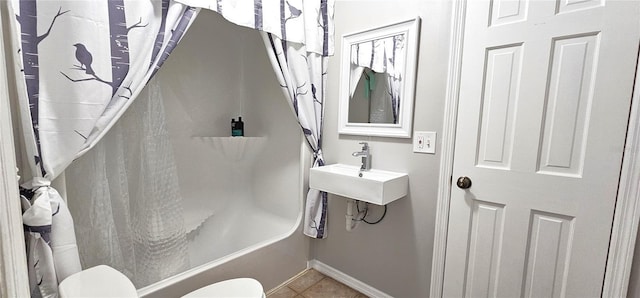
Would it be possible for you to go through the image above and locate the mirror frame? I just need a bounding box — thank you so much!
[338,17,421,138]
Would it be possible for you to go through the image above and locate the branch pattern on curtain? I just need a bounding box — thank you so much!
[350,35,404,123]
[263,32,329,238]
[176,0,334,56]
[8,1,198,296]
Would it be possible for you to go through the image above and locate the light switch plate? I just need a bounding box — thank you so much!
[413,131,436,154]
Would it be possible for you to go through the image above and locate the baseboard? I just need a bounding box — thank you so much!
[265,268,311,296]
[307,259,392,298]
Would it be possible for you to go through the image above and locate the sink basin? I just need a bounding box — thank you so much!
[309,164,409,205]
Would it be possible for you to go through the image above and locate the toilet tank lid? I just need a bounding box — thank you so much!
[182,278,264,298]
[59,265,137,298]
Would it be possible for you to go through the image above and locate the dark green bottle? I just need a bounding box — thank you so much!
[231,117,244,137]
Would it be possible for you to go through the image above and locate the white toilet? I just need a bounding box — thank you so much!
[58,265,265,298]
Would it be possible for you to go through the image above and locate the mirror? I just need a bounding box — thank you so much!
[339,17,420,138]
[348,67,397,124]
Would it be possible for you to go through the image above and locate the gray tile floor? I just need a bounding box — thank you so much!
[267,269,367,298]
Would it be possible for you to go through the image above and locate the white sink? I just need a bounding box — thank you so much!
[309,164,409,205]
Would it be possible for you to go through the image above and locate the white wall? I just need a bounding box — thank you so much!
[313,1,453,297]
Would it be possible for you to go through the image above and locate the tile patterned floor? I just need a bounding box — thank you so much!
[267,269,368,298]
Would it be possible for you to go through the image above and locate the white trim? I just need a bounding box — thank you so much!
[0,5,30,297]
[429,0,466,297]
[602,44,640,297]
[308,259,392,298]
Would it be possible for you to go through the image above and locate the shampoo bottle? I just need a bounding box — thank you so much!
[231,117,244,137]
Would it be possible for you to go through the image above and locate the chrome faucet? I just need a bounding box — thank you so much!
[352,142,371,171]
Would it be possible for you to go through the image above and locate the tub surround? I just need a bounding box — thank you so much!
[137,10,309,296]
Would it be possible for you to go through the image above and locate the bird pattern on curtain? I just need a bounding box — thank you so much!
[8,1,198,296]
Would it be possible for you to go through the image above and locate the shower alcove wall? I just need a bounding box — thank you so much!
[67,10,310,296]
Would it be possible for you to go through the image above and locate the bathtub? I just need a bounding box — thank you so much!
[137,142,311,297]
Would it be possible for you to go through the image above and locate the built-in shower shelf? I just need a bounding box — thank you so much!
[193,136,267,161]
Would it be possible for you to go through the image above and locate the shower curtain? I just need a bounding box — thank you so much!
[350,35,405,123]
[262,33,329,238]
[7,1,198,296]
[177,0,335,239]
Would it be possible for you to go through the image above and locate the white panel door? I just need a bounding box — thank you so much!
[443,0,640,297]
